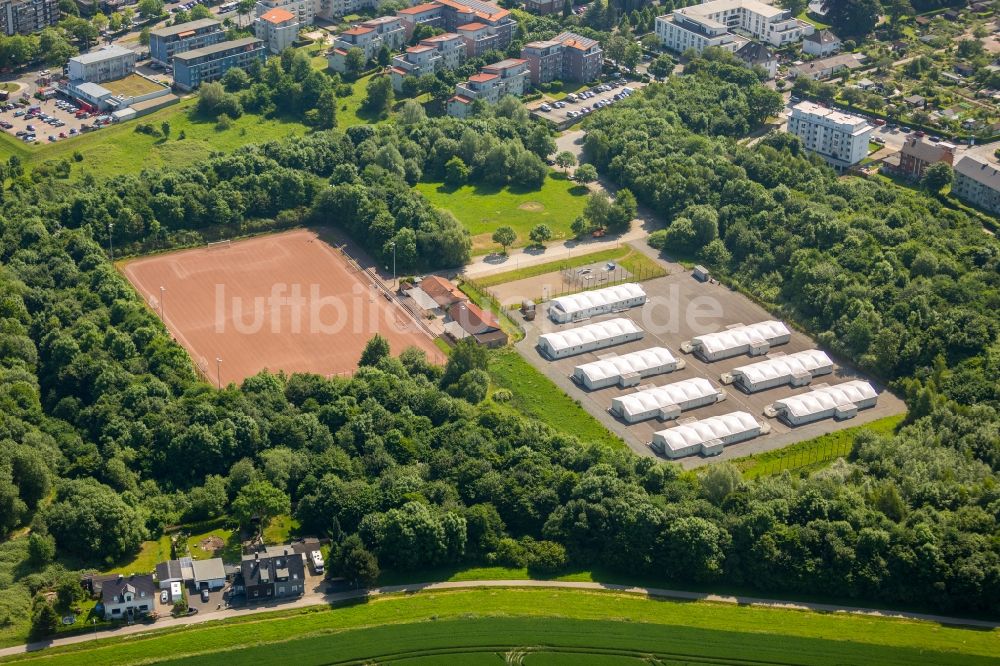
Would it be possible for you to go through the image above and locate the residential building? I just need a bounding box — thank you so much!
[330,15,405,69]
[897,137,955,179]
[0,0,58,36]
[154,556,227,591]
[191,558,227,591]
[523,0,559,14]
[155,557,195,589]
[102,574,156,621]
[520,31,602,85]
[734,40,776,79]
[255,0,316,27]
[448,58,529,117]
[321,0,378,17]
[953,155,1000,215]
[801,28,841,56]
[787,101,874,169]
[390,32,465,91]
[457,22,497,57]
[255,7,299,54]
[237,545,306,602]
[172,37,267,91]
[149,18,224,66]
[418,275,466,308]
[789,53,864,80]
[395,0,514,48]
[446,301,507,347]
[655,0,810,55]
[67,45,137,84]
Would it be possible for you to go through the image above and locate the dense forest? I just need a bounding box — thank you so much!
[1,55,998,638]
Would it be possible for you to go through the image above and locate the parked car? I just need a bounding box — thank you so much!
[160,590,168,604]
[539,103,551,112]
[25,124,34,131]
[200,589,210,603]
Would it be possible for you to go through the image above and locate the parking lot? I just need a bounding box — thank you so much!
[515,259,906,467]
[0,97,108,145]
[529,79,649,127]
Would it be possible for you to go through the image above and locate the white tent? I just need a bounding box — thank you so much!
[537,318,644,359]
[772,380,878,426]
[572,347,677,390]
[690,321,791,362]
[651,411,761,459]
[731,349,833,393]
[548,283,646,323]
[611,377,722,423]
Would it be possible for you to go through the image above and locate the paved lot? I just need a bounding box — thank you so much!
[489,259,634,307]
[0,97,100,145]
[528,80,649,127]
[515,252,906,467]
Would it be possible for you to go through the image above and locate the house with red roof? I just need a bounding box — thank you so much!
[448,57,529,117]
[254,7,298,54]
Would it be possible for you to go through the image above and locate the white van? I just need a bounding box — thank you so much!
[310,550,325,574]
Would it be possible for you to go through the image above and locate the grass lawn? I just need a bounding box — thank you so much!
[0,72,374,180]
[474,246,665,290]
[262,515,299,546]
[459,280,524,342]
[185,520,241,563]
[488,347,622,448]
[416,173,590,254]
[104,534,172,575]
[797,10,831,29]
[731,414,905,479]
[6,588,997,665]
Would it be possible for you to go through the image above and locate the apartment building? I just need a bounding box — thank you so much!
[255,7,299,54]
[328,15,405,72]
[458,22,498,57]
[787,101,874,169]
[389,32,465,91]
[655,0,809,55]
[897,137,956,180]
[953,155,1000,215]
[150,19,224,66]
[520,31,602,85]
[67,46,137,84]
[0,0,58,36]
[448,58,529,117]
[396,0,514,48]
[523,0,559,14]
[255,0,316,27]
[320,0,377,17]
[172,37,267,91]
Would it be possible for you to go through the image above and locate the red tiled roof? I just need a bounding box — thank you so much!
[343,26,374,35]
[407,44,433,52]
[419,275,466,307]
[332,48,348,55]
[449,95,473,104]
[448,301,500,334]
[398,2,440,14]
[259,7,295,24]
[458,22,487,30]
[389,66,409,75]
[469,72,498,82]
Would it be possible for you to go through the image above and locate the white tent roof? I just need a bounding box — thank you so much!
[539,318,642,354]
[615,377,717,416]
[733,350,832,385]
[549,283,645,316]
[575,347,675,383]
[693,321,790,356]
[654,411,759,450]
[774,380,877,418]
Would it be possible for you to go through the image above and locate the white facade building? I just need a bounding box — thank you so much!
[655,0,810,55]
[652,411,762,458]
[572,347,678,390]
[731,349,833,393]
[788,101,874,169]
[537,318,643,359]
[67,45,137,83]
[772,380,878,426]
[255,7,299,54]
[689,320,790,362]
[611,377,723,424]
[548,283,646,323]
[192,558,227,591]
[255,0,317,27]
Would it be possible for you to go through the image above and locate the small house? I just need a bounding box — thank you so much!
[801,29,841,57]
[447,301,508,348]
[102,574,156,620]
[237,546,306,602]
[903,94,926,108]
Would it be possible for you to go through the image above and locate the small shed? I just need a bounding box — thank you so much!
[611,377,722,423]
[572,346,678,390]
[731,349,833,393]
[111,107,137,123]
[651,411,762,459]
[192,558,226,591]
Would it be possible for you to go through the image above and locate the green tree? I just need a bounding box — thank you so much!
[231,480,290,540]
[160,121,170,138]
[575,163,597,183]
[359,334,392,367]
[555,150,576,172]
[137,0,163,18]
[30,596,59,636]
[922,162,953,193]
[583,191,612,230]
[444,156,470,185]
[777,0,808,17]
[491,225,516,254]
[139,27,150,46]
[340,535,380,586]
[529,223,552,245]
[563,0,572,17]
[345,47,366,79]
[44,479,145,563]
[649,54,675,79]
[442,337,487,387]
[190,4,212,19]
[700,463,742,505]
[28,532,56,566]
[363,75,394,116]
[820,0,879,38]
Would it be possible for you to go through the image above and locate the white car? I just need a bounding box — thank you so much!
[311,550,325,573]
[540,103,551,112]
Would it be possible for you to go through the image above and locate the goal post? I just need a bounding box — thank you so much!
[206,239,232,250]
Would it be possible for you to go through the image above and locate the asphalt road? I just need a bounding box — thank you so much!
[2,579,995,659]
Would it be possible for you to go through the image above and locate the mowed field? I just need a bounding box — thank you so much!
[121,229,444,384]
[5,589,996,666]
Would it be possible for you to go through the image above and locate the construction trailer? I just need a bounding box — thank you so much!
[547,283,646,323]
[651,411,762,459]
[610,377,723,423]
[537,318,644,359]
[771,380,878,426]
[730,349,833,393]
[689,320,791,362]
[572,347,678,390]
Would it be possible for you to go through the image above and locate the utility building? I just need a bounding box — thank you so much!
[547,283,646,324]
[771,380,877,426]
[537,318,643,360]
[688,320,790,362]
[730,349,833,393]
[611,377,723,424]
[572,347,678,390]
[651,411,762,459]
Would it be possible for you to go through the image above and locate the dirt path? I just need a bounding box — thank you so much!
[2,579,995,658]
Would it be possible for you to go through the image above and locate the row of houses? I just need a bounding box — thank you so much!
[404,275,508,347]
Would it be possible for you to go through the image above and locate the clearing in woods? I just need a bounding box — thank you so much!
[120,229,444,385]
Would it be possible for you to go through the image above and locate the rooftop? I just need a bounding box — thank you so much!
[484,58,526,70]
[259,7,295,23]
[803,29,840,45]
[149,18,221,38]
[792,101,870,130]
[448,301,500,334]
[901,137,955,164]
[174,37,262,61]
[458,21,488,30]
[554,31,598,50]
[398,2,440,14]
[342,25,375,35]
[955,155,1000,191]
[469,72,499,82]
[70,45,134,65]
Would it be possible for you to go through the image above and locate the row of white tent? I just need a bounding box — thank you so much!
[537,317,644,359]
[730,349,833,393]
[547,283,646,324]
[572,347,682,390]
[689,320,791,362]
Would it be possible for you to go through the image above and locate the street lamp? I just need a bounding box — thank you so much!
[108,222,114,262]
[388,241,396,290]
[159,286,166,320]
[215,357,222,389]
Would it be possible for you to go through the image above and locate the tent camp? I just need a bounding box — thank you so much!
[537,318,644,359]
[572,347,678,390]
[610,377,722,423]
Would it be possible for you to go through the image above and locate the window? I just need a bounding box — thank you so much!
[112,608,121,614]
